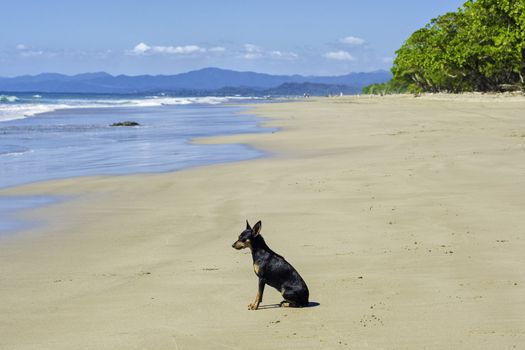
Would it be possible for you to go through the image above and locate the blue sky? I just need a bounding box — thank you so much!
[0,0,465,77]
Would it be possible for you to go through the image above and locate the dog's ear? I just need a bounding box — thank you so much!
[246,220,252,231]
[253,221,262,236]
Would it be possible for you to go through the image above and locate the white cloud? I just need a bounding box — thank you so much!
[154,45,204,54]
[127,42,297,61]
[129,42,206,56]
[14,43,46,57]
[14,43,45,57]
[244,44,262,53]
[340,36,366,45]
[131,42,151,55]
[324,50,355,61]
[241,44,298,60]
[242,44,263,59]
[270,50,299,60]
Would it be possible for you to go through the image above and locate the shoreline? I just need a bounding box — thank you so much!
[0,102,276,234]
[0,102,273,189]
[1,95,524,349]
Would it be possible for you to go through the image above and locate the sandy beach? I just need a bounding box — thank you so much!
[1,95,525,349]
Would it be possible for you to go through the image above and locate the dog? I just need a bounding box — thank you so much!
[232,220,309,310]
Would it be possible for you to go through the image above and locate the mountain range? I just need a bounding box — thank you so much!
[0,67,391,95]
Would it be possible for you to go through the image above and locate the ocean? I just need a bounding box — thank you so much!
[0,93,275,232]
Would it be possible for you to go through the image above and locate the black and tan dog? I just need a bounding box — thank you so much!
[232,220,309,310]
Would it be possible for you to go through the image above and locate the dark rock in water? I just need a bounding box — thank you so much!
[110,121,140,127]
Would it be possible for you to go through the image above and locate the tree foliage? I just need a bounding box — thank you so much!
[367,0,525,93]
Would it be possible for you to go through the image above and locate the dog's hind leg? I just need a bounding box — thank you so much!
[248,278,265,310]
[280,289,304,308]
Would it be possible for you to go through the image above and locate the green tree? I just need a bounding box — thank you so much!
[367,0,525,94]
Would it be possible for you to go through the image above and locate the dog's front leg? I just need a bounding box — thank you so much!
[248,278,265,310]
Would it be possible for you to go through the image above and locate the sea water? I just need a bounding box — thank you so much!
[0,93,274,233]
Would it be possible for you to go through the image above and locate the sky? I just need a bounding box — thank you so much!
[0,0,466,77]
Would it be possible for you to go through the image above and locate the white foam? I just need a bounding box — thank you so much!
[0,96,260,122]
[0,149,34,157]
[0,104,70,122]
[0,95,19,103]
[133,96,231,106]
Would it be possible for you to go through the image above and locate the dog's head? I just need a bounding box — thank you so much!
[232,220,261,250]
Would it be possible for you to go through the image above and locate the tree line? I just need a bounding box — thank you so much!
[363,0,525,94]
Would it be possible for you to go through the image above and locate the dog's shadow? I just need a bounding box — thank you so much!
[257,301,320,310]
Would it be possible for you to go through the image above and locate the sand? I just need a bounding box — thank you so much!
[1,95,524,349]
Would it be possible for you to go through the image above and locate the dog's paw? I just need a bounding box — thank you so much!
[247,302,258,310]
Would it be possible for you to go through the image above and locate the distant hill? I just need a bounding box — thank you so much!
[0,67,391,95]
[233,82,360,96]
[172,82,362,97]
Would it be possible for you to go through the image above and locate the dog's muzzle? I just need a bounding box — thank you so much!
[232,240,245,250]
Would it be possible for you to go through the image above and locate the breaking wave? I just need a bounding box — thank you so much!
[0,95,260,122]
[0,95,19,103]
